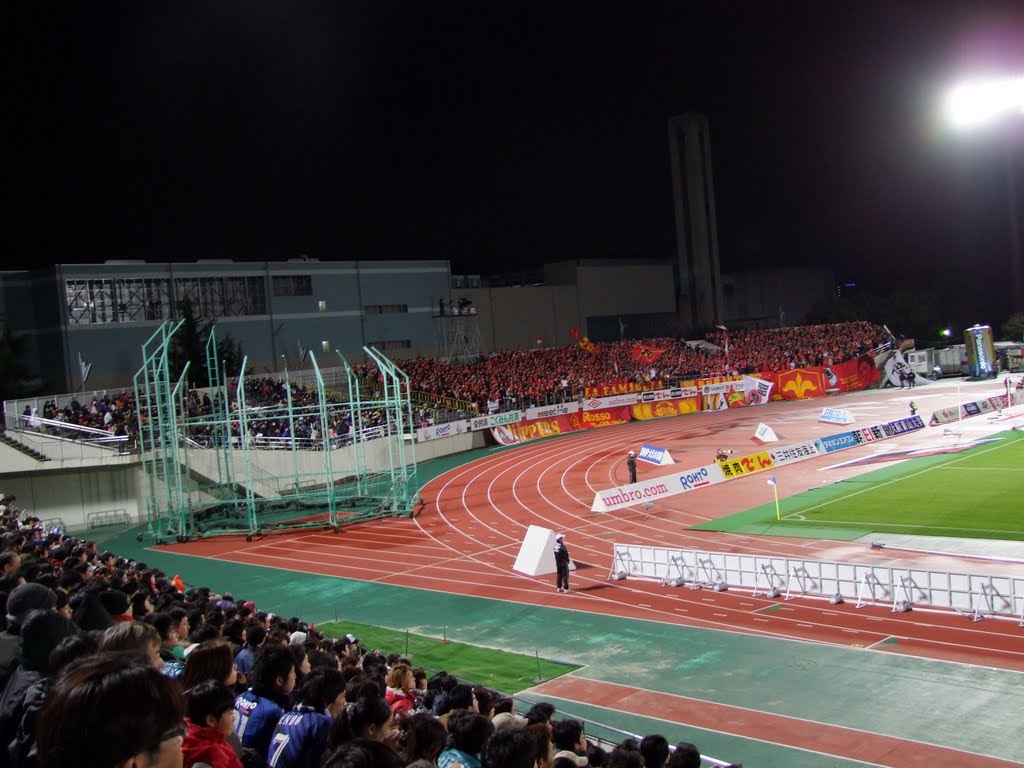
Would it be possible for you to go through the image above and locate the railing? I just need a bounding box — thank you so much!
[3,389,128,426]
[86,508,131,529]
[39,517,66,533]
[5,417,133,462]
[180,423,394,451]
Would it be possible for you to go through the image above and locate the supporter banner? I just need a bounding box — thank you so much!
[580,406,631,428]
[819,407,854,425]
[630,396,701,420]
[817,431,859,453]
[761,368,828,401]
[637,443,674,466]
[828,355,880,392]
[584,394,638,411]
[883,350,929,389]
[470,415,491,431]
[698,375,771,410]
[743,376,774,406]
[630,343,667,364]
[927,393,1012,426]
[524,402,579,420]
[417,420,469,442]
[506,413,582,442]
[584,380,662,398]
[491,425,520,446]
[592,462,726,512]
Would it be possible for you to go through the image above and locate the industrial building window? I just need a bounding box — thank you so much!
[364,304,408,315]
[367,339,412,350]
[173,276,266,317]
[272,275,312,296]
[321,340,330,352]
[318,300,327,312]
[67,278,173,325]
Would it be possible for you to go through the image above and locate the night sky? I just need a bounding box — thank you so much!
[9,1,1024,323]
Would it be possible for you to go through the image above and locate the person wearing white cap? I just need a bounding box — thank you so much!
[627,450,637,484]
[553,533,572,593]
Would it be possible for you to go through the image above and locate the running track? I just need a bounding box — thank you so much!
[169,384,1024,767]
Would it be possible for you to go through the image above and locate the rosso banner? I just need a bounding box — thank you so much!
[630,397,701,420]
[581,406,631,428]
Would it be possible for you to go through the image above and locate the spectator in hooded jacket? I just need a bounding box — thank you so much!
[183,680,244,768]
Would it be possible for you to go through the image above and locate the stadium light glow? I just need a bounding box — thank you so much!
[943,75,1024,129]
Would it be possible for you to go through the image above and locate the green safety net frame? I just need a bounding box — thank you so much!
[134,323,420,544]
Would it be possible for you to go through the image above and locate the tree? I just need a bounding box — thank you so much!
[168,299,246,387]
[1001,313,1024,342]
[0,323,30,410]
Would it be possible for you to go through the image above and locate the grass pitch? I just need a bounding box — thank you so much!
[692,430,1024,541]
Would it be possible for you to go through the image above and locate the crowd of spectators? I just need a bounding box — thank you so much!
[0,499,738,768]
[9,322,888,443]
[386,321,888,411]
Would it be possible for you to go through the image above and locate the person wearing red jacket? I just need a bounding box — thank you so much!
[183,681,244,768]
[384,663,417,718]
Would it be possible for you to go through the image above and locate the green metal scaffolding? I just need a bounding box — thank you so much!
[134,322,419,544]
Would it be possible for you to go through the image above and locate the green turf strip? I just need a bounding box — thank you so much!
[315,621,579,693]
[692,429,1024,541]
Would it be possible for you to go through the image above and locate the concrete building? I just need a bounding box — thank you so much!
[0,259,450,391]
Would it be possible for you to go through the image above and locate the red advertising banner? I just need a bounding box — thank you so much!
[630,396,701,420]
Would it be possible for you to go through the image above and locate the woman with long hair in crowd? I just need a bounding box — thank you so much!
[36,653,185,768]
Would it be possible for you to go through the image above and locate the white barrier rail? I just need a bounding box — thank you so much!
[610,543,1024,623]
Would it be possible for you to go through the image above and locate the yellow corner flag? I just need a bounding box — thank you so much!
[767,476,780,520]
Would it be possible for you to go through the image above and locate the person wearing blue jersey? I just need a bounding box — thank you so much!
[268,668,346,768]
[233,644,296,759]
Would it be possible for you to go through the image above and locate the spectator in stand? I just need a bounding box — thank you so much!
[0,582,57,689]
[99,588,134,623]
[0,609,77,749]
[666,742,702,768]
[525,701,556,726]
[269,668,346,768]
[100,620,165,670]
[233,644,296,759]
[438,710,495,768]
[322,739,404,768]
[552,719,589,766]
[606,744,643,768]
[401,711,447,767]
[524,723,554,768]
[8,633,98,768]
[482,729,535,768]
[326,692,394,752]
[36,653,185,768]
[235,625,267,676]
[640,734,670,767]
[181,639,239,693]
[182,680,244,768]
[384,662,417,718]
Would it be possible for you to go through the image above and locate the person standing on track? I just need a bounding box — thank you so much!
[626,450,637,484]
[554,534,571,593]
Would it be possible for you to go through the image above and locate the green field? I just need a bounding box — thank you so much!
[316,621,579,693]
[693,430,1024,540]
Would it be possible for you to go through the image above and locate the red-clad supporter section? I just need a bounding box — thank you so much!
[482,352,882,445]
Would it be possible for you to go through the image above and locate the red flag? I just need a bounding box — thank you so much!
[172,575,185,593]
[569,327,580,340]
[579,336,596,354]
[630,343,666,363]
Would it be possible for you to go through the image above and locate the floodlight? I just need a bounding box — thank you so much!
[944,75,1024,129]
